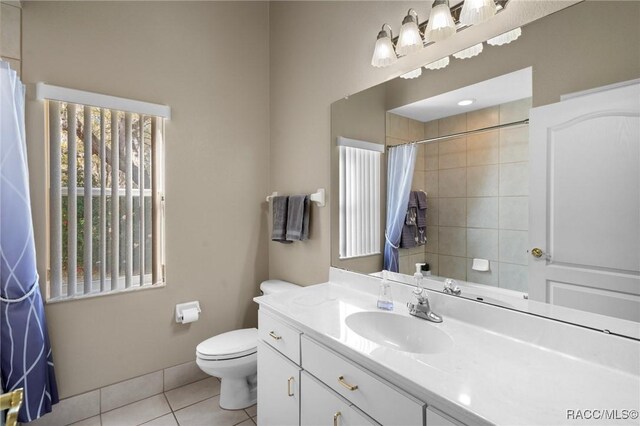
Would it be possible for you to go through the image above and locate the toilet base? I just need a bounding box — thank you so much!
[219,373,257,410]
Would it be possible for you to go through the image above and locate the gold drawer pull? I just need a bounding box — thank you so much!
[287,376,294,396]
[333,411,342,426]
[269,331,282,340]
[338,375,358,391]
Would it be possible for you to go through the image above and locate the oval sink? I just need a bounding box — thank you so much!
[345,311,453,354]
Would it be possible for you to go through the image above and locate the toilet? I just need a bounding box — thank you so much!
[196,279,300,410]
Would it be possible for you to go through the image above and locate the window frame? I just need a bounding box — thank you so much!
[38,84,169,303]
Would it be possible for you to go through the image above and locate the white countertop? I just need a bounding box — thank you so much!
[255,271,640,426]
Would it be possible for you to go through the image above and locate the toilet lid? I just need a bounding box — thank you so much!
[197,328,257,360]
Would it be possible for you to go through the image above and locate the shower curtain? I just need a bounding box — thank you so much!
[383,144,417,272]
[0,61,59,421]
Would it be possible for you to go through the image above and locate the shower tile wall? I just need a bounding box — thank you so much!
[390,98,531,292]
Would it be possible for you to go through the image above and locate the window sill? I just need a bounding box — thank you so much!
[45,281,166,304]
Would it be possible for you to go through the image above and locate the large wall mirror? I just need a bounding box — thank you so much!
[330,1,640,338]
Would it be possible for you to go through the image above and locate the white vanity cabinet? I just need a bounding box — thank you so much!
[257,307,437,426]
[257,309,303,426]
[301,371,378,426]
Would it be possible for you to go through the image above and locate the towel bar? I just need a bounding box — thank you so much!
[266,188,325,207]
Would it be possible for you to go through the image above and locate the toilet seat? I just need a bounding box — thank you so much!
[196,328,257,361]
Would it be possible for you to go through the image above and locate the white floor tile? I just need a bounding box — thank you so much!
[141,413,179,426]
[244,405,257,418]
[69,415,101,426]
[101,394,171,426]
[165,377,220,411]
[101,371,164,412]
[173,396,248,426]
[234,419,254,426]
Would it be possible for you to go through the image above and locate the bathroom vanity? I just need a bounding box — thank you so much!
[255,268,640,426]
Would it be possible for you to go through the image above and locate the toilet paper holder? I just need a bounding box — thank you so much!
[175,301,201,324]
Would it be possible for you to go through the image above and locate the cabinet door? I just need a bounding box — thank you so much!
[426,407,460,426]
[257,341,301,426]
[301,372,378,426]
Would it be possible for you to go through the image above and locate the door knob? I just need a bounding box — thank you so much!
[531,248,544,258]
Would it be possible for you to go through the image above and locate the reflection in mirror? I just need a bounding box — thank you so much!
[330,1,640,338]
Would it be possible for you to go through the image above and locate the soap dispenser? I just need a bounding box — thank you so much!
[377,270,394,311]
[413,263,425,297]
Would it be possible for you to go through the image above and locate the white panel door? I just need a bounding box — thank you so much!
[257,341,301,426]
[529,82,640,323]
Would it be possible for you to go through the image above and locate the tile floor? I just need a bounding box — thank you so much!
[70,377,257,426]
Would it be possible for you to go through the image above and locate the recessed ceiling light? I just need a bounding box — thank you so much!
[458,99,475,106]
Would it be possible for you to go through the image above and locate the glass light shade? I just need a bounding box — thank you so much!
[371,26,397,68]
[400,68,422,79]
[424,56,450,70]
[396,11,423,56]
[487,27,522,46]
[460,0,497,26]
[425,0,456,42]
[453,42,483,59]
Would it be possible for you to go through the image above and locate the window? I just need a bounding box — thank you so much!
[337,137,384,259]
[41,84,168,301]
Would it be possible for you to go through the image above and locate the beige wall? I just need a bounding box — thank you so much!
[22,2,270,398]
[330,83,386,273]
[0,0,21,75]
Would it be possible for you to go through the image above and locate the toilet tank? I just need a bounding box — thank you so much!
[260,279,300,295]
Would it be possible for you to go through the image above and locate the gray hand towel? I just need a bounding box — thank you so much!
[407,191,418,208]
[271,196,292,244]
[301,196,310,240]
[286,195,310,241]
[416,191,428,209]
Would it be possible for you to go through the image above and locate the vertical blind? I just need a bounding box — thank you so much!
[47,99,165,300]
[338,137,384,259]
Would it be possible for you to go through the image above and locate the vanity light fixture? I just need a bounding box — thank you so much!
[425,0,456,42]
[457,99,475,106]
[396,9,424,56]
[370,0,512,68]
[459,0,497,26]
[400,68,423,79]
[371,24,398,67]
[487,27,522,46]
[424,56,450,70]
[453,42,484,59]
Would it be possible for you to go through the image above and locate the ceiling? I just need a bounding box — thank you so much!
[389,67,532,123]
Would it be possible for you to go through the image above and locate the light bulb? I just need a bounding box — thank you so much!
[453,43,483,59]
[457,99,475,106]
[424,56,450,70]
[400,68,422,79]
[396,10,423,56]
[487,27,522,46]
[425,0,455,43]
[371,25,397,68]
[460,0,497,26]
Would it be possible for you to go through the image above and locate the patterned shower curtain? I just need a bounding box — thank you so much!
[0,61,59,422]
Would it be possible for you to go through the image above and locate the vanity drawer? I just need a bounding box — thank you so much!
[301,336,425,426]
[259,309,301,365]
[301,371,379,426]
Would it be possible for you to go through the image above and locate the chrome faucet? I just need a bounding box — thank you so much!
[407,289,442,323]
[443,279,461,296]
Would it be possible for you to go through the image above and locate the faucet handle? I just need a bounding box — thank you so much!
[444,279,461,296]
[413,290,429,305]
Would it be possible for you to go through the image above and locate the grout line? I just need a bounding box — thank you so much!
[136,394,172,426]
[169,391,220,414]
